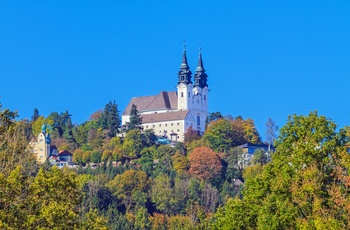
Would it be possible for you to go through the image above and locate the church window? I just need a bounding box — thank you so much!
[177,122,179,126]
[153,125,155,128]
[177,129,180,132]
[39,139,43,143]
[171,130,173,132]
[165,124,167,127]
[40,148,43,152]
[204,95,206,100]
[197,116,200,126]
[181,92,184,97]
[181,76,184,81]
[146,125,148,128]
[188,92,190,97]
[159,124,161,127]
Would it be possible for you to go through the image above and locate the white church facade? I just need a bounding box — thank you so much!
[122,48,209,142]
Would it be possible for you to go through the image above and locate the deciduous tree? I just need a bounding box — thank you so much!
[107,170,150,212]
[188,146,222,181]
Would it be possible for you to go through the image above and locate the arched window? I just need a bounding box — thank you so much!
[188,92,190,97]
[204,95,206,100]
[181,92,184,97]
[197,116,200,126]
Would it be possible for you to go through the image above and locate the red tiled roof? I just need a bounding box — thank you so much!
[141,110,189,123]
[123,91,178,115]
[59,150,73,156]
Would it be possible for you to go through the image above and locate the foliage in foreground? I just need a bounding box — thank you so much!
[212,112,350,229]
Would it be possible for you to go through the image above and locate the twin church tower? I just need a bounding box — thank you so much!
[122,46,209,141]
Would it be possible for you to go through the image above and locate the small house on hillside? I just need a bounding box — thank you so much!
[59,150,73,164]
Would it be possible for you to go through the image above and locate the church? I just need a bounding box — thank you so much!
[122,47,209,142]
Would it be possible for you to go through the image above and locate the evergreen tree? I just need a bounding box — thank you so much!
[63,117,75,145]
[107,101,120,137]
[97,101,121,137]
[31,108,39,122]
[126,104,142,131]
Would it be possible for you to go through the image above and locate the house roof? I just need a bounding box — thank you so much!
[59,150,73,156]
[123,91,178,115]
[141,110,189,123]
[239,142,275,149]
[234,179,243,186]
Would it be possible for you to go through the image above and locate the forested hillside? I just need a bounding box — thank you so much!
[1,101,350,229]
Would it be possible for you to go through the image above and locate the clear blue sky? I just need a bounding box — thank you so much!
[1,1,349,140]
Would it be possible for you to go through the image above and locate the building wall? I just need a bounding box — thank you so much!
[32,132,50,164]
[142,120,185,141]
[188,86,209,134]
[177,83,193,110]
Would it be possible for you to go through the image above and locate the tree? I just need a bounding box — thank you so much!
[202,119,238,152]
[250,148,268,166]
[126,104,142,131]
[188,146,222,181]
[63,116,75,146]
[212,198,249,230]
[184,126,201,144]
[265,117,278,145]
[241,118,260,144]
[31,108,39,122]
[138,148,153,176]
[101,150,113,162]
[31,116,54,136]
[90,150,102,163]
[213,111,350,229]
[0,107,37,176]
[106,100,121,137]
[172,153,189,174]
[98,101,121,137]
[151,173,173,215]
[107,170,150,212]
[26,167,82,229]
[73,149,83,165]
[141,129,157,146]
[82,151,92,164]
[222,147,243,182]
[48,110,72,138]
[123,129,143,159]
[206,112,223,127]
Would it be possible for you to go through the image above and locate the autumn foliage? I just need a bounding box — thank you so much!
[188,146,222,181]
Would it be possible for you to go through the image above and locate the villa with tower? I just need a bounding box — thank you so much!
[122,47,209,142]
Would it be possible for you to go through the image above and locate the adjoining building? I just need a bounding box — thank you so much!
[122,47,210,142]
[238,142,275,168]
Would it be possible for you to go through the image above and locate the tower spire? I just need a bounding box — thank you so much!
[180,42,189,70]
[196,47,204,72]
[194,47,208,88]
[178,42,192,85]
